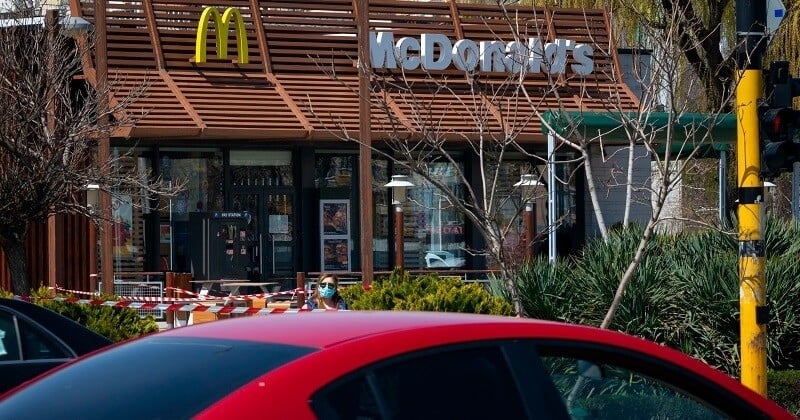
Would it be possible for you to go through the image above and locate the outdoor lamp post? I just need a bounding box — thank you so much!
[514,174,543,262]
[385,175,414,270]
[44,10,94,290]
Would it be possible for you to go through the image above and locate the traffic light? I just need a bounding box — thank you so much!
[760,61,800,178]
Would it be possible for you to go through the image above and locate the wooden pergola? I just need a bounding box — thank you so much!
[70,0,637,141]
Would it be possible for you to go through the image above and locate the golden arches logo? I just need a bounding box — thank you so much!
[194,7,249,64]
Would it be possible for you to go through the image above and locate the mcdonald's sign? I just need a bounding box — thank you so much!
[194,7,249,64]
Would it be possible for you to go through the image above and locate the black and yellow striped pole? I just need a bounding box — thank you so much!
[735,0,767,395]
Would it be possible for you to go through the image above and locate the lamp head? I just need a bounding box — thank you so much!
[514,174,543,201]
[85,183,100,213]
[384,175,414,205]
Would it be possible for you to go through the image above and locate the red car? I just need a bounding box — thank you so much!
[0,311,792,419]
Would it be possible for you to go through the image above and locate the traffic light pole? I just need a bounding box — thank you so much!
[735,0,767,395]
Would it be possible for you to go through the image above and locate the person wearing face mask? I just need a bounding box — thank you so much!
[303,273,348,310]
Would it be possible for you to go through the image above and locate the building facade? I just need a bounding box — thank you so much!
[4,0,645,291]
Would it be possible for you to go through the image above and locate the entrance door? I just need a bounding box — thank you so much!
[231,188,295,279]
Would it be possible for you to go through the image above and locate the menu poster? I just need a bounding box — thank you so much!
[322,238,349,271]
[321,201,348,235]
[320,199,350,271]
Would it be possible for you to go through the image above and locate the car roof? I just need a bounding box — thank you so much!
[0,298,112,355]
[163,311,628,349]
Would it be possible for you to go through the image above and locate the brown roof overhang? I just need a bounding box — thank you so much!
[71,0,639,145]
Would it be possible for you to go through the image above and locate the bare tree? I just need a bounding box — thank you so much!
[535,2,738,329]
[310,7,605,316]
[0,12,176,295]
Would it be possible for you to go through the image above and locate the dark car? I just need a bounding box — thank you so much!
[0,311,792,419]
[0,298,112,393]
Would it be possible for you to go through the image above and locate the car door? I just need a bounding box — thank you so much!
[308,337,780,420]
[0,307,72,393]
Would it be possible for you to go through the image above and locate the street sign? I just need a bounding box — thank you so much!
[767,0,786,36]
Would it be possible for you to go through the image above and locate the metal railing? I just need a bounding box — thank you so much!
[112,272,166,320]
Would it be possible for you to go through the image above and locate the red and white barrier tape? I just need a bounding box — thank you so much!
[52,286,306,303]
[50,286,99,297]
[17,296,329,314]
[223,288,306,301]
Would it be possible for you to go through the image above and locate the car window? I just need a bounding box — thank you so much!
[0,311,20,362]
[0,337,316,419]
[17,320,69,360]
[313,345,527,420]
[541,356,729,419]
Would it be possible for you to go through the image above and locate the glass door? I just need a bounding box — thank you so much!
[265,191,294,276]
[231,188,295,279]
[231,191,262,280]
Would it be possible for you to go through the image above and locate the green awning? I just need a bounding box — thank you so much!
[541,111,736,158]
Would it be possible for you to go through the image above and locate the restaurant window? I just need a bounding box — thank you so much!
[315,155,355,272]
[403,162,465,270]
[492,161,544,266]
[230,150,293,187]
[373,159,389,270]
[314,155,390,271]
[110,148,157,273]
[158,148,223,273]
[315,155,353,189]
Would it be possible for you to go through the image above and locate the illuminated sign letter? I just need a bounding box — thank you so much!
[421,33,451,71]
[480,41,505,72]
[195,7,249,64]
[452,39,479,71]
[572,43,594,75]
[396,36,421,71]
[370,32,397,69]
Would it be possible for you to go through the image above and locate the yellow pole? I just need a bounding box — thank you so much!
[736,68,767,395]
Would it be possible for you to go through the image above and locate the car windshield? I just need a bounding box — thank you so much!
[0,336,316,419]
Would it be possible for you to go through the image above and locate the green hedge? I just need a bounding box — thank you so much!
[2,286,159,342]
[339,269,513,315]
[37,299,159,342]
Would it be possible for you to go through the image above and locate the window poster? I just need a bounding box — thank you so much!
[321,201,349,234]
[320,200,350,271]
[112,194,133,255]
[322,238,349,271]
[160,224,172,244]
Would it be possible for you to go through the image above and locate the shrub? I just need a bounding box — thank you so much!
[515,217,800,376]
[339,269,513,316]
[768,370,800,416]
[27,286,159,342]
[516,259,581,322]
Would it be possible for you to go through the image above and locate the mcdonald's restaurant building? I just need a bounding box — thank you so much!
[3,0,645,292]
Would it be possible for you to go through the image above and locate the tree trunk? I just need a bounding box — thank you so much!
[1,235,29,296]
[582,145,609,240]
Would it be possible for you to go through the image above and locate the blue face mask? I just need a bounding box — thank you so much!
[319,284,336,299]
